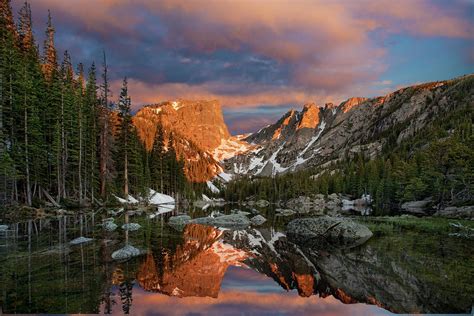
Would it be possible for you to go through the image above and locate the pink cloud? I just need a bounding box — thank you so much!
[29,0,473,112]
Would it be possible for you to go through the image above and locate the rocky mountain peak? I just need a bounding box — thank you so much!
[225,75,473,177]
[339,97,368,113]
[297,103,320,130]
[133,99,234,182]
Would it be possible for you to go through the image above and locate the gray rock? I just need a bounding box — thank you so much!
[256,199,270,207]
[191,214,250,229]
[287,216,373,248]
[121,223,141,231]
[401,199,432,215]
[111,244,141,260]
[434,205,474,220]
[0,225,8,231]
[69,236,94,245]
[168,215,192,231]
[250,208,260,215]
[287,196,312,207]
[103,221,118,232]
[250,215,267,225]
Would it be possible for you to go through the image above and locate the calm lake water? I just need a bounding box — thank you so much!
[0,205,472,315]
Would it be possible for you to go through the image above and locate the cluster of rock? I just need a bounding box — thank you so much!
[401,199,474,219]
[285,193,372,215]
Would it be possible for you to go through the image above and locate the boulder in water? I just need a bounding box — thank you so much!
[168,215,192,231]
[111,244,141,260]
[250,215,267,226]
[401,199,432,215]
[70,236,94,245]
[121,223,141,231]
[287,216,373,248]
[104,221,118,232]
[191,214,250,229]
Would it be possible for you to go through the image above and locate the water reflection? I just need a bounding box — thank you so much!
[0,208,472,315]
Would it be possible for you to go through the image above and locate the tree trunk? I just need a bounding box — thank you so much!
[78,97,83,205]
[24,91,31,206]
[61,89,66,199]
[100,112,107,199]
[124,150,128,196]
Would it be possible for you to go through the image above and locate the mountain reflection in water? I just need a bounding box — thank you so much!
[0,209,472,315]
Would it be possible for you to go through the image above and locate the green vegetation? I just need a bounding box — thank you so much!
[223,80,474,212]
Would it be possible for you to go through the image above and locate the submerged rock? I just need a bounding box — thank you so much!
[250,215,267,226]
[69,236,94,245]
[122,223,141,231]
[168,215,192,231]
[287,216,373,248]
[111,244,141,260]
[191,214,250,229]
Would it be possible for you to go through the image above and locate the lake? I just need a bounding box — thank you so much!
[0,205,473,315]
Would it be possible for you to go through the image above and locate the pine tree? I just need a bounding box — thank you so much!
[98,51,114,199]
[0,0,18,203]
[76,63,85,204]
[42,10,57,82]
[116,77,133,196]
[84,63,99,202]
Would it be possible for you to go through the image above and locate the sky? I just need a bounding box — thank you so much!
[12,0,474,134]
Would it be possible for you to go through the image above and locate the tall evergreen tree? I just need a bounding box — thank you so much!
[98,51,114,199]
[84,63,99,202]
[42,10,56,82]
[116,77,133,196]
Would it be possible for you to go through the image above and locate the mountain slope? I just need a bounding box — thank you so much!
[225,74,474,177]
[133,99,251,182]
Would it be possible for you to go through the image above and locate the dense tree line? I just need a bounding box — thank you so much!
[224,82,474,212]
[0,1,187,207]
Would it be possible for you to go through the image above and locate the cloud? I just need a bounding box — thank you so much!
[18,0,474,133]
[115,78,340,109]
[112,286,383,316]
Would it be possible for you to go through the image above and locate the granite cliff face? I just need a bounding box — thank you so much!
[226,75,474,177]
[133,99,250,182]
[134,100,230,152]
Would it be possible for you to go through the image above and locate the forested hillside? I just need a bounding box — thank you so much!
[0,1,189,207]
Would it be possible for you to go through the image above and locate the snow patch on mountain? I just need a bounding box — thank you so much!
[300,121,326,156]
[207,181,220,194]
[171,101,184,111]
[212,136,254,162]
